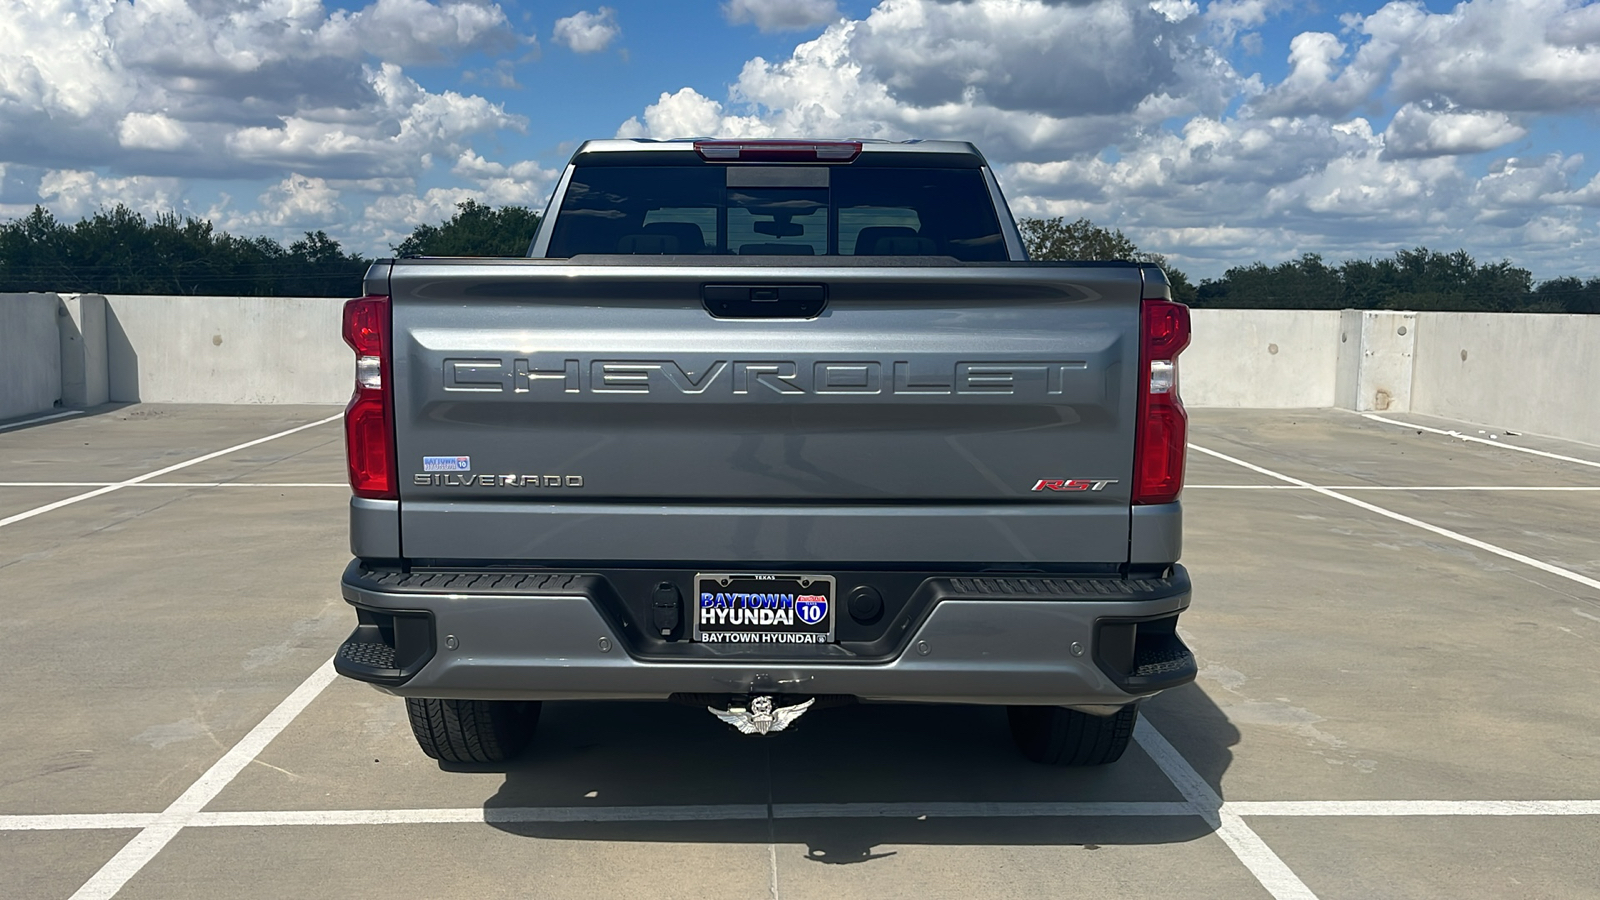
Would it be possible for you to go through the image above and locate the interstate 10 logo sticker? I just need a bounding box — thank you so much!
[422,456,471,472]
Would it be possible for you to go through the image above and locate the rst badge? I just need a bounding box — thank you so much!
[1032,479,1119,492]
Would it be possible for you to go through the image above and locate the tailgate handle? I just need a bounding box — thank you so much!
[703,284,827,319]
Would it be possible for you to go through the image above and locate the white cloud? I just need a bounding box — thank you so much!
[7,0,1600,281]
[617,87,736,139]
[450,149,560,206]
[1249,30,1390,117]
[118,112,191,151]
[203,173,349,236]
[1383,104,1527,158]
[317,0,524,64]
[36,169,187,219]
[1203,0,1288,43]
[109,0,520,73]
[1254,0,1600,117]
[610,0,1600,279]
[1379,0,1600,112]
[223,64,524,178]
[359,187,481,251]
[235,174,346,229]
[347,149,558,252]
[1473,153,1587,214]
[0,0,527,180]
[553,8,620,53]
[619,0,1239,159]
[723,0,839,33]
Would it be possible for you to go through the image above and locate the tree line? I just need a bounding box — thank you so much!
[2,202,1594,312]
[0,201,541,297]
[1019,216,1599,314]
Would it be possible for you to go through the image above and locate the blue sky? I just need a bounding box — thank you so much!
[4,0,1600,281]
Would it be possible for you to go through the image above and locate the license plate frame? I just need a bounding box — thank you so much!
[691,573,837,644]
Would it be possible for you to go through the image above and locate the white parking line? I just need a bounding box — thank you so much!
[772,800,1196,818]
[3,483,1587,490]
[1361,413,1600,470]
[0,410,84,432]
[0,482,346,488]
[193,805,773,827]
[1226,800,1600,817]
[1189,443,1600,594]
[0,813,161,831]
[68,660,337,900]
[1135,719,1320,900]
[7,797,1600,833]
[0,414,342,531]
[1188,485,1600,491]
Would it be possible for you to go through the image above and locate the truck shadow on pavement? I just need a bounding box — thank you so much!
[474,682,1236,860]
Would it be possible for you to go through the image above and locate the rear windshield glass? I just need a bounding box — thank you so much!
[546,166,1007,260]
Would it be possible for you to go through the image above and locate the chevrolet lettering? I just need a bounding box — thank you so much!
[335,137,1196,770]
[443,357,1092,397]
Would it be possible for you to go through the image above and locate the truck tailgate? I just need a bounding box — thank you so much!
[389,260,1142,565]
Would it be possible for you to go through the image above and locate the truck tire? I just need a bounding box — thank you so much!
[1007,702,1138,766]
[405,698,540,763]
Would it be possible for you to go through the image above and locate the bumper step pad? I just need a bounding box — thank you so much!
[337,638,398,671]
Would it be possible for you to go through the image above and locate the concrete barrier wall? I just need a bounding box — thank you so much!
[1411,312,1600,447]
[1,293,63,420]
[105,295,349,404]
[6,292,1598,446]
[1183,309,1342,408]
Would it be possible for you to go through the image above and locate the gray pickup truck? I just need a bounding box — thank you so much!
[333,138,1196,767]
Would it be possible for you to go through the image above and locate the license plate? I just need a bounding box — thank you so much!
[692,573,836,644]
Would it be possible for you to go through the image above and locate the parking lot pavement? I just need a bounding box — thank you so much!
[1191,409,1600,488]
[1,831,139,900]
[1249,816,1600,900]
[1,404,1597,899]
[0,486,86,520]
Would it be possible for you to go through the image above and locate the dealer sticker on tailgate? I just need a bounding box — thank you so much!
[693,574,836,644]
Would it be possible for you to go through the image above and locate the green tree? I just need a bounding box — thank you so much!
[1197,253,1343,309]
[1356,248,1531,311]
[1199,246,1562,313]
[0,204,368,296]
[393,200,542,257]
[1533,276,1600,314]
[1016,216,1196,302]
[1019,216,1144,261]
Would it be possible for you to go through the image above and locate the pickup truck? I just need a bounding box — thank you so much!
[333,138,1196,767]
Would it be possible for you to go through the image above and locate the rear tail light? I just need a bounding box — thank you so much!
[342,295,397,499]
[693,140,862,162]
[1133,290,1191,505]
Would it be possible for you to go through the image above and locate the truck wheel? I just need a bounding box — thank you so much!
[1007,702,1138,766]
[405,698,540,763]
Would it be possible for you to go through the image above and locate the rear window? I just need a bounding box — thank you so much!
[546,166,1007,260]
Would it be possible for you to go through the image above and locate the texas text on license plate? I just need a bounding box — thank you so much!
[692,574,836,644]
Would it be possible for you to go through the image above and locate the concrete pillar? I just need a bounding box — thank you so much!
[1335,309,1416,412]
[1,293,64,420]
[57,293,109,408]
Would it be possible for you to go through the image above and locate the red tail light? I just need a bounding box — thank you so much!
[342,295,396,499]
[1133,296,1191,505]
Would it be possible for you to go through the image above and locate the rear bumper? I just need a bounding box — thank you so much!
[334,562,1196,706]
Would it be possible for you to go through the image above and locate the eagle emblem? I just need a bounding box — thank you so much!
[709,695,814,735]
